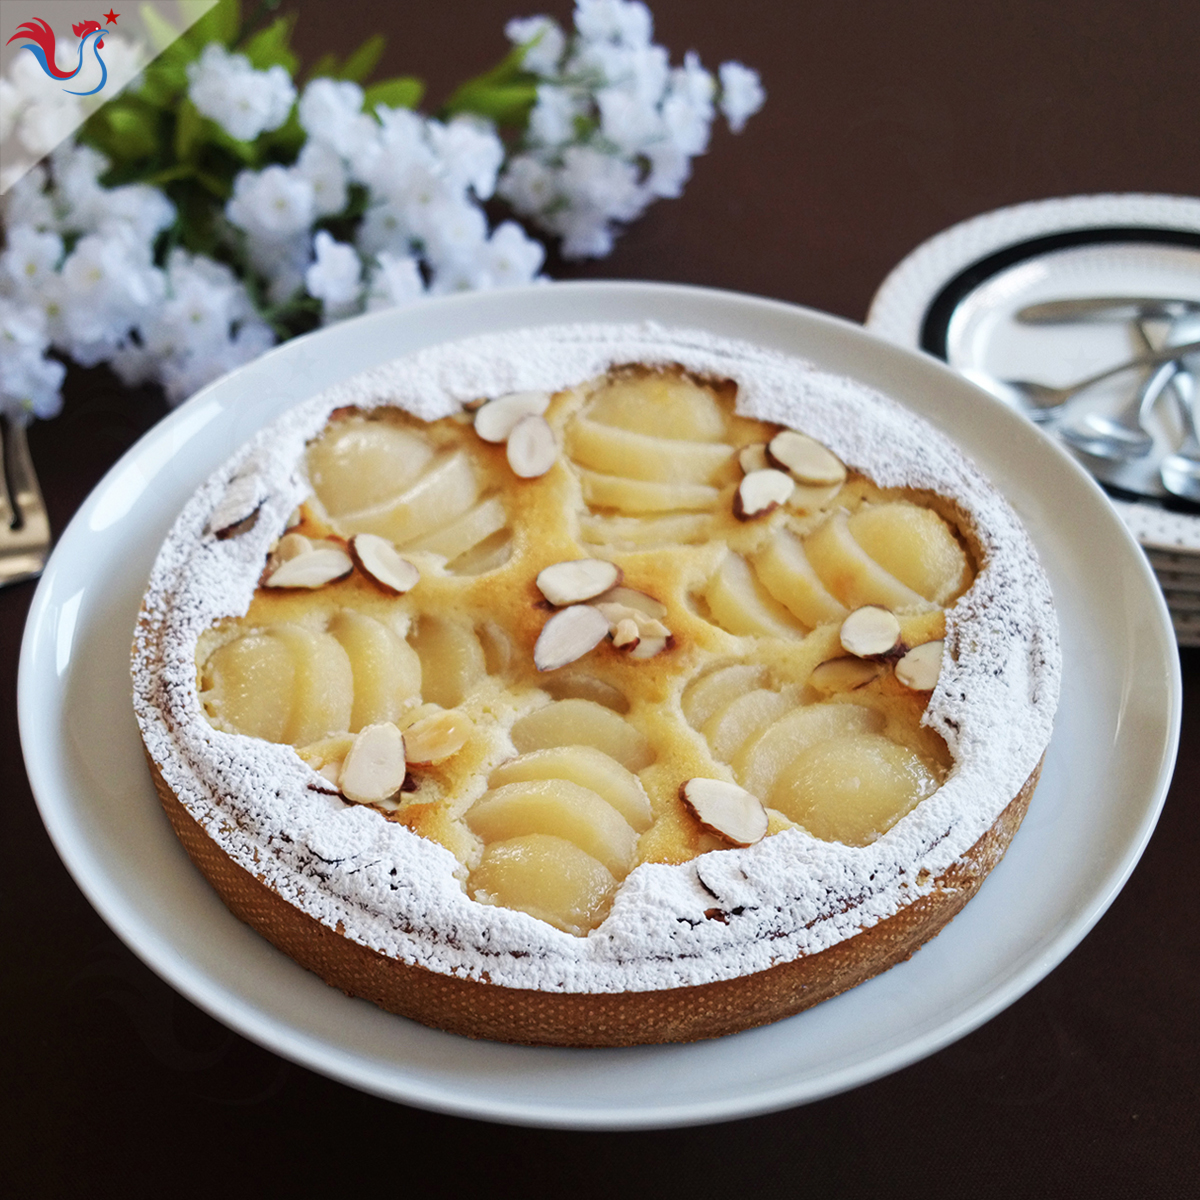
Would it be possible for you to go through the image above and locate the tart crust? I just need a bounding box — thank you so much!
[132,322,1061,1046]
[146,751,1041,1045]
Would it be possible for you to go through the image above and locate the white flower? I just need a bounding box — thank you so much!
[298,77,378,165]
[357,106,437,194]
[366,251,426,312]
[356,201,415,260]
[226,165,315,240]
[0,298,65,421]
[596,85,663,155]
[559,144,646,222]
[415,194,489,268]
[718,62,765,132]
[58,229,164,359]
[91,182,176,240]
[506,16,567,76]
[0,225,63,298]
[50,142,109,229]
[1,165,55,230]
[431,219,542,296]
[553,208,615,259]
[528,85,583,147]
[305,231,362,320]
[427,116,505,200]
[139,249,245,361]
[477,221,545,287]
[643,141,691,198]
[574,0,654,47]
[0,78,21,144]
[497,154,559,217]
[187,44,295,142]
[662,53,714,156]
[255,233,313,304]
[293,141,348,217]
[15,94,83,159]
[157,316,275,405]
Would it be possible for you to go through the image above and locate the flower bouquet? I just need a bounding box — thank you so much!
[0,0,762,423]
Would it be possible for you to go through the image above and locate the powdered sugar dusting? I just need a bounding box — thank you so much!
[132,323,1061,994]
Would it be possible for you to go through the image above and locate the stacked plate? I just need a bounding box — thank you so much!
[868,193,1200,646]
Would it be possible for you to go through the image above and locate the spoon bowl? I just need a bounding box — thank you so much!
[960,336,1200,422]
[1160,370,1200,503]
[1057,359,1179,461]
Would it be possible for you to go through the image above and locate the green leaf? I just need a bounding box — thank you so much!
[211,123,263,164]
[241,14,299,75]
[363,76,425,112]
[305,52,340,82]
[443,82,538,126]
[338,34,386,83]
[441,44,539,126]
[146,164,199,186]
[448,44,531,95]
[172,97,202,160]
[139,2,182,53]
[81,99,161,163]
[182,0,241,47]
[260,105,305,160]
[195,167,235,198]
[98,102,162,162]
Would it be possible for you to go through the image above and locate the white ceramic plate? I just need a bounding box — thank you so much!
[19,282,1180,1129]
[866,193,1200,550]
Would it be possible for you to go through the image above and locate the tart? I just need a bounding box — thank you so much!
[132,323,1061,1046]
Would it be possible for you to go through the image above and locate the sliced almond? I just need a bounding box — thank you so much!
[733,468,794,520]
[474,390,552,443]
[895,639,944,691]
[628,634,668,659]
[737,443,770,475]
[767,430,847,486]
[594,600,670,640]
[350,532,420,595]
[839,605,902,659]
[596,586,667,620]
[533,604,610,671]
[402,708,473,764]
[339,723,408,805]
[317,760,344,787]
[273,532,312,562]
[680,778,768,847]
[264,545,354,589]
[207,470,264,538]
[611,618,640,649]
[537,558,622,606]
[506,413,557,478]
[809,656,882,693]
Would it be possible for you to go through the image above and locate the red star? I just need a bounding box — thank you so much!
[103,9,119,24]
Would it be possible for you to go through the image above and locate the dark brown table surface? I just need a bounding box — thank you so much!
[6,1,1199,1193]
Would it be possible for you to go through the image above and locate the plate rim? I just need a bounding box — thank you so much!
[17,279,1182,1128]
[865,193,1200,554]
[866,192,1200,348]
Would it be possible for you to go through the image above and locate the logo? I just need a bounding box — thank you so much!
[6,10,120,97]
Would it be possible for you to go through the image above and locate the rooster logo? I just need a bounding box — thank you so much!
[6,17,112,96]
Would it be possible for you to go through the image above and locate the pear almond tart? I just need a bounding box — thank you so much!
[132,323,1060,1046]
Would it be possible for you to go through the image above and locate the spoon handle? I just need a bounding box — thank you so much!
[1016,297,1200,323]
[1066,337,1200,393]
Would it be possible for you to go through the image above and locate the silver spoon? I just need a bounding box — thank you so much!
[961,335,1200,422]
[1057,358,1176,459]
[1016,296,1200,324]
[1160,369,1200,502]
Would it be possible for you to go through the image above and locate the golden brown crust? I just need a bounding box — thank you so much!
[145,749,1041,1046]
